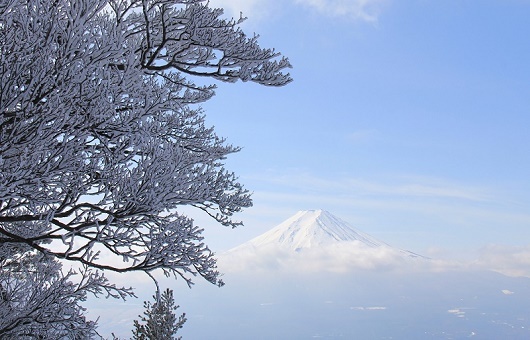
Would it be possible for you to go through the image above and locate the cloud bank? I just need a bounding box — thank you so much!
[219,241,428,274]
[218,242,530,280]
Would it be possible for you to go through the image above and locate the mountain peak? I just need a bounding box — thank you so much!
[239,209,386,252]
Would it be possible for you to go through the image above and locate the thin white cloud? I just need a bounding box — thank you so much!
[475,244,530,278]
[250,171,494,203]
[210,0,279,20]
[211,0,388,22]
[346,177,493,202]
[295,0,387,22]
[346,129,379,143]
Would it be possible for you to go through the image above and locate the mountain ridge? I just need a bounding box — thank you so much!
[228,209,425,258]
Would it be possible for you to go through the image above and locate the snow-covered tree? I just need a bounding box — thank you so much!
[0,0,290,280]
[132,288,186,340]
[0,243,134,338]
[0,0,291,333]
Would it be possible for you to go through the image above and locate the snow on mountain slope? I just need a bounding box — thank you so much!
[227,210,424,259]
[243,209,384,251]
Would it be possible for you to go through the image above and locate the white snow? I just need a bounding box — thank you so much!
[220,210,427,273]
[232,209,386,251]
[229,210,424,259]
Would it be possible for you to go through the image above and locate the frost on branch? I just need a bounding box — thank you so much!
[0,0,291,293]
[0,243,134,338]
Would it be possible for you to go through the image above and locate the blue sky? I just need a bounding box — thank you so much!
[193,0,530,257]
[88,2,530,336]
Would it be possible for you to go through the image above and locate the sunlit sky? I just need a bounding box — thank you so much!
[194,0,530,258]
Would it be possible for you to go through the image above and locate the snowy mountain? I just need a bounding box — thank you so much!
[228,209,424,258]
[240,209,383,250]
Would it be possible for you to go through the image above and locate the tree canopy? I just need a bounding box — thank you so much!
[0,0,291,335]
